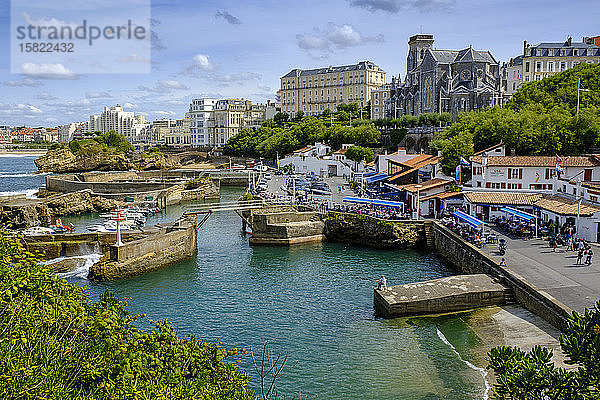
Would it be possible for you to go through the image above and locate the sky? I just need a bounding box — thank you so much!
[0,0,599,127]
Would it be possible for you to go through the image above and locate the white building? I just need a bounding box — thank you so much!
[59,123,77,143]
[279,143,363,177]
[188,98,216,147]
[470,146,600,192]
[164,118,191,146]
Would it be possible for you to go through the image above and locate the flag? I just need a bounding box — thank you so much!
[459,157,470,166]
[455,165,461,181]
[556,154,564,174]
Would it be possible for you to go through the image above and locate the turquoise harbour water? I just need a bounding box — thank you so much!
[2,157,489,399]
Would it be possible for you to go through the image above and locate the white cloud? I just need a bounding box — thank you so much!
[44,117,59,123]
[153,110,177,116]
[193,54,217,71]
[348,0,456,13]
[0,103,43,118]
[296,23,384,56]
[124,102,138,109]
[138,80,190,93]
[4,78,43,87]
[37,92,58,101]
[85,91,112,99]
[211,72,261,83]
[20,63,78,80]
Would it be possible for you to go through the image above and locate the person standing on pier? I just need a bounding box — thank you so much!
[377,275,387,290]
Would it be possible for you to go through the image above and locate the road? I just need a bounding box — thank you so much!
[481,227,600,313]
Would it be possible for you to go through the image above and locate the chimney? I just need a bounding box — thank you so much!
[567,36,572,46]
[523,40,527,55]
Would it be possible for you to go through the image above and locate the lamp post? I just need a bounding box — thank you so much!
[577,78,590,117]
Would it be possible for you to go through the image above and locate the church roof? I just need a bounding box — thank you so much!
[430,50,459,64]
[455,47,497,64]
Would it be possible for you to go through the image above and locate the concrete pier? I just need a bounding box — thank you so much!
[374,274,512,318]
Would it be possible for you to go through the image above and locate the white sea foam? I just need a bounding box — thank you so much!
[0,172,48,178]
[0,154,40,158]
[50,253,103,279]
[0,188,39,198]
[436,327,491,400]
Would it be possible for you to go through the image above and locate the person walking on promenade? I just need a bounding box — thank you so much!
[500,258,507,267]
[552,236,558,252]
[567,237,574,252]
[377,275,387,290]
[577,248,584,265]
[586,249,594,265]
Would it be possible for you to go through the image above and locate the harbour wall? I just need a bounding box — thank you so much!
[429,222,572,331]
[88,216,198,281]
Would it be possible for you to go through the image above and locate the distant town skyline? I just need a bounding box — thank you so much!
[0,0,599,126]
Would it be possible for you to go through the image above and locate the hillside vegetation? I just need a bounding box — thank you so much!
[0,229,253,399]
[431,63,600,173]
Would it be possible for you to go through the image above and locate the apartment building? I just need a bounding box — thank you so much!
[279,61,386,118]
[502,55,523,96]
[187,98,216,147]
[371,83,393,120]
[522,36,600,84]
[164,118,191,146]
[86,104,146,143]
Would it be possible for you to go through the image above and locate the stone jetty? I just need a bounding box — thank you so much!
[374,274,512,318]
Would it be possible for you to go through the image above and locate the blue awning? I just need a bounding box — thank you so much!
[453,210,485,229]
[500,207,535,221]
[366,172,389,184]
[371,199,405,210]
[343,197,373,205]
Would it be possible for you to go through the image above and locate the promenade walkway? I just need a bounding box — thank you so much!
[482,228,600,313]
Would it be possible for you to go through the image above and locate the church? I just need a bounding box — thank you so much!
[389,34,502,117]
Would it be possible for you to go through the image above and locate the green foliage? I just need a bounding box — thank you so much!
[322,108,332,119]
[345,145,374,163]
[68,131,133,156]
[389,127,408,147]
[224,120,380,159]
[0,229,253,399]
[433,64,600,174]
[273,112,289,125]
[184,178,211,190]
[488,301,600,399]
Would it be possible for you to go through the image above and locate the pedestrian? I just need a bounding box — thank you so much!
[577,248,584,265]
[552,236,558,252]
[500,258,507,267]
[377,275,387,290]
[586,249,593,265]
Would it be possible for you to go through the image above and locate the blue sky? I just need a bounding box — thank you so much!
[1,0,599,126]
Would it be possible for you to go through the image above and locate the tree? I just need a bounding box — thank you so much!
[321,108,332,119]
[293,110,305,122]
[273,112,289,125]
[345,145,374,163]
[389,127,408,147]
[488,301,600,399]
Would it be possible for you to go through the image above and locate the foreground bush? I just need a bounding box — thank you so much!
[0,229,253,399]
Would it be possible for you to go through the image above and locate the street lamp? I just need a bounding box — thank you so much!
[577,78,590,117]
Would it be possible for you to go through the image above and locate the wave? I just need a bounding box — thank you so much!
[50,253,103,279]
[0,154,40,158]
[436,327,491,400]
[0,188,40,198]
[0,172,48,178]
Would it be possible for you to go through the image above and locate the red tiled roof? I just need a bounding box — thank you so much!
[470,155,600,167]
[400,178,453,193]
[473,143,503,156]
[420,191,463,201]
[464,191,542,206]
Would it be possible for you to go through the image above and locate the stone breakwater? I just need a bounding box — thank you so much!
[89,215,198,281]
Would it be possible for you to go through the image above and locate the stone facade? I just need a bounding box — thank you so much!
[388,34,501,118]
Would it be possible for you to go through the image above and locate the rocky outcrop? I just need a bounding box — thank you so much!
[181,178,220,201]
[324,212,422,249]
[35,148,131,173]
[35,148,200,173]
[0,190,126,229]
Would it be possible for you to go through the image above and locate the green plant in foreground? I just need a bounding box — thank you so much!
[488,301,600,399]
[0,229,253,399]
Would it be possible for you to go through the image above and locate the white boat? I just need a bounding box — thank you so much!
[22,226,54,236]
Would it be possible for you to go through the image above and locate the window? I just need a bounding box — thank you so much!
[574,49,579,56]
[584,169,593,181]
[560,62,566,71]
[536,49,543,56]
[545,168,556,179]
[536,62,543,71]
[525,62,530,72]
[548,62,554,72]
[508,168,522,179]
